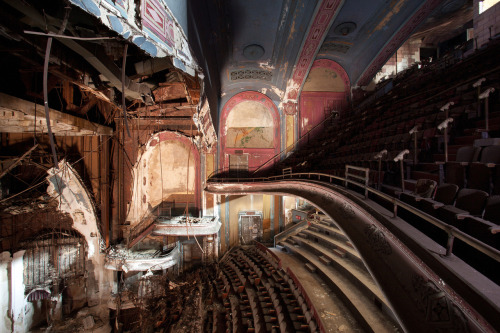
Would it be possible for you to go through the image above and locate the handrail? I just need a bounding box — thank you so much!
[274,219,309,247]
[207,169,500,263]
[345,165,370,198]
[252,110,339,175]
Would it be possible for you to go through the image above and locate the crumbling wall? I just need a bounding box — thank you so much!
[375,39,422,83]
[474,0,500,48]
[0,252,13,333]
[126,131,200,227]
[45,161,114,328]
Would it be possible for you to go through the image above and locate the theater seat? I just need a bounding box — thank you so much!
[460,196,500,249]
[437,188,489,225]
[420,183,459,217]
[467,145,500,193]
[482,195,500,223]
[399,179,437,207]
[465,196,500,247]
[445,146,480,187]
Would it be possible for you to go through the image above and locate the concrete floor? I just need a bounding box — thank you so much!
[270,248,364,333]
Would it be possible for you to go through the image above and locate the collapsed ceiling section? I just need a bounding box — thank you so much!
[0,0,215,146]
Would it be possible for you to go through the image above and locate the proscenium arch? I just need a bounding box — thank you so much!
[206,179,497,333]
[219,91,280,172]
[127,131,201,224]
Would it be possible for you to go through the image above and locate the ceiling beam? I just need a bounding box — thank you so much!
[0,144,39,179]
[4,0,153,104]
[129,117,194,127]
[0,93,113,136]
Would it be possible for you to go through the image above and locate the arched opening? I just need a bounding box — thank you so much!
[220,91,280,173]
[127,131,201,226]
[21,229,87,330]
[299,59,350,138]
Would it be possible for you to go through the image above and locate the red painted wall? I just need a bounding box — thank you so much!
[299,60,350,139]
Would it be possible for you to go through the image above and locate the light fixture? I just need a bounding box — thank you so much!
[334,22,357,36]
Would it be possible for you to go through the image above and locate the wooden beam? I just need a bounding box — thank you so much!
[129,107,196,117]
[130,117,194,127]
[0,144,39,179]
[0,93,113,136]
[133,101,194,113]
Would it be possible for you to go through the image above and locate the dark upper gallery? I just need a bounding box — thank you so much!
[0,0,499,332]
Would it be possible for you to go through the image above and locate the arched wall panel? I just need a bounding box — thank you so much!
[220,91,280,172]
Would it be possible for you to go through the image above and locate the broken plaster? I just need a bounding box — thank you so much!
[46,160,113,307]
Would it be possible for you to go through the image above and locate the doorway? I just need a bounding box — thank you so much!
[238,211,263,244]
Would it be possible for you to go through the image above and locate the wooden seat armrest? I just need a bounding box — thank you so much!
[432,202,445,209]
[456,213,471,220]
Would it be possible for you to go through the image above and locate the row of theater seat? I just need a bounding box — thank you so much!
[397,181,499,284]
[274,42,500,180]
[399,181,499,251]
[214,246,319,333]
[444,145,500,194]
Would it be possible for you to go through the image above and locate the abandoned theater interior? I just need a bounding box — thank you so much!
[0,0,500,332]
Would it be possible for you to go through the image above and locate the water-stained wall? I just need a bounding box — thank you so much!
[126,131,200,226]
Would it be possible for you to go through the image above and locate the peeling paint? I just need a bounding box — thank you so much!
[46,161,101,258]
[153,216,221,236]
[127,131,201,226]
[67,0,198,76]
[258,62,276,71]
[105,243,180,271]
[278,1,290,31]
[370,0,407,34]
[46,160,113,306]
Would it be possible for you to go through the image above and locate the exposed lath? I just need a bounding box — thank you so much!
[230,69,272,81]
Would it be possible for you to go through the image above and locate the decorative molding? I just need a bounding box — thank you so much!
[319,41,351,54]
[284,0,343,101]
[357,0,442,86]
[341,202,355,218]
[411,275,470,331]
[230,69,272,81]
[141,0,175,48]
[364,224,392,255]
[283,101,297,115]
[68,0,196,76]
[222,91,278,116]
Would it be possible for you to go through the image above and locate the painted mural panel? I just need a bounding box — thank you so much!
[225,99,274,148]
[226,127,274,148]
[303,67,346,92]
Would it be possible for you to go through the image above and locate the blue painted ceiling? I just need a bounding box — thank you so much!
[195,0,471,111]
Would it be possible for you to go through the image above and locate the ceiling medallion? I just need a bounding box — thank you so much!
[334,22,357,36]
[243,44,265,60]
